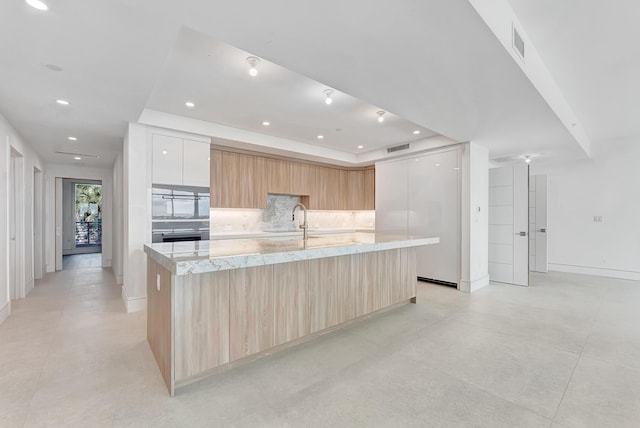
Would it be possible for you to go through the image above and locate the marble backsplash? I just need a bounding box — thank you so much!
[210,194,375,236]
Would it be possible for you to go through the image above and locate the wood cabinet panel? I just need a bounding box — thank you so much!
[274,261,309,345]
[352,252,377,317]
[174,271,230,381]
[147,259,173,395]
[400,247,417,301]
[378,249,401,308]
[335,255,355,323]
[308,257,338,332]
[210,149,223,208]
[210,147,375,210]
[229,265,275,361]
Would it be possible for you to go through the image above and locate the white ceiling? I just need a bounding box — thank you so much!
[507,0,640,143]
[1,0,632,169]
[145,28,439,155]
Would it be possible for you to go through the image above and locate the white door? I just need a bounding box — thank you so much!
[9,152,16,300]
[488,165,529,286]
[534,175,548,272]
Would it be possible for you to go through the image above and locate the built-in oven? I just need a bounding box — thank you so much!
[152,184,210,243]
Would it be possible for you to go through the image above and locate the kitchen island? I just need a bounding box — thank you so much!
[144,232,439,395]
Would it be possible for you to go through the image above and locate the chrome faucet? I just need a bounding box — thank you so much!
[291,203,309,240]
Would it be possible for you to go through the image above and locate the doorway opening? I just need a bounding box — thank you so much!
[61,179,103,270]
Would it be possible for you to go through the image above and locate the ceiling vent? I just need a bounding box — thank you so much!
[512,25,525,60]
[387,143,410,153]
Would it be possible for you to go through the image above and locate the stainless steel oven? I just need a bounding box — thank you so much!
[152,184,210,243]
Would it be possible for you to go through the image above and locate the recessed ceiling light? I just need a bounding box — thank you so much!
[413,130,420,135]
[247,56,260,77]
[357,145,364,149]
[323,89,334,105]
[262,121,270,126]
[453,167,460,170]
[26,0,48,11]
[68,137,77,141]
[185,101,195,108]
[435,163,441,167]
[56,99,70,105]
[317,135,324,140]
[73,156,82,160]
[376,111,385,123]
[162,150,168,155]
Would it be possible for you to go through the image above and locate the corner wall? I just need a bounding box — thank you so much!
[531,138,640,280]
[0,113,44,324]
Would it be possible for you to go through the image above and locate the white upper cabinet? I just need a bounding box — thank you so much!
[152,133,210,187]
[182,139,210,187]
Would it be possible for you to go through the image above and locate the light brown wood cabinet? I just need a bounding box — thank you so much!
[211,146,374,210]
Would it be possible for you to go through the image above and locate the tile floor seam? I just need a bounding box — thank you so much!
[550,282,606,423]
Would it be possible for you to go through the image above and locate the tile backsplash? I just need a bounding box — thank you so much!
[210,194,375,236]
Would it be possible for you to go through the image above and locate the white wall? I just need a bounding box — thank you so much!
[45,164,114,272]
[460,142,489,292]
[531,138,640,280]
[0,113,44,324]
[112,152,124,284]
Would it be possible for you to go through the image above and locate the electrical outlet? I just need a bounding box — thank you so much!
[593,216,603,223]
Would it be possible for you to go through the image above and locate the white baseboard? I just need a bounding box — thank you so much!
[549,263,640,281]
[121,286,147,313]
[102,258,112,268]
[0,301,10,325]
[459,274,490,293]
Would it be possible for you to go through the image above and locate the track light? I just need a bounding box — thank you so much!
[323,89,334,105]
[525,156,531,164]
[247,56,260,77]
[377,111,385,123]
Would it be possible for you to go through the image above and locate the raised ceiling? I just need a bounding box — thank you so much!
[1,0,628,168]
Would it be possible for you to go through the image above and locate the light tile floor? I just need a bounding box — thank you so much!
[1,268,639,427]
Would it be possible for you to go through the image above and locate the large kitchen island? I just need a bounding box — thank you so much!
[144,232,439,395]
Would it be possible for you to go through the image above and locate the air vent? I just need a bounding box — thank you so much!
[387,143,410,153]
[512,25,525,60]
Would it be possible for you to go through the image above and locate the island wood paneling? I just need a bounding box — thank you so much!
[174,271,230,382]
[274,261,309,346]
[377,248,401,309]
[210,146,374,210]
[400,247,417,302]
[147,259,173,395]
[147,246,417,395]
[307,257,339,333]
[229,265,275,361]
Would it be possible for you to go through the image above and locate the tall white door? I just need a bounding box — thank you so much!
[488,165,529,286]
[534,175,548,272]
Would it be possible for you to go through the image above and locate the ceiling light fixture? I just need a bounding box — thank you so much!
[68,137,77,141]
[26,0,48,11]
[413,130,420,135]
[56,99,70,105]
[377,111,385,123]
[247,56,260,77]
[357,145,364,149]
[73,156,82,160]
[185,101,195,108]
[162,150,168,155]
[435,163,441,167]
[262,121,270,126]
[323,89,334,105]
[525,156,531,164]
[317,135,324,140]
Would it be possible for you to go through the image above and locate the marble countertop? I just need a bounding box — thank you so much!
[144,232,439,275]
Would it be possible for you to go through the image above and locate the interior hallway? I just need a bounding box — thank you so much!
[1,268,639,427]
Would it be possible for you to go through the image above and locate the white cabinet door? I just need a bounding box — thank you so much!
[408,150,460,284]
[375,159,408,235]
[182,139,210,187]
[152,134,183,185]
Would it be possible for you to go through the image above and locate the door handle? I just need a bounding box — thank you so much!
[537,228,547,233]
[515,231,527,237]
